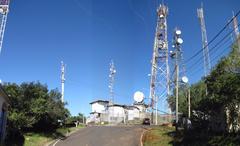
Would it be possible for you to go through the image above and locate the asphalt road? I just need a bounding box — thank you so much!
[51,126,147,146]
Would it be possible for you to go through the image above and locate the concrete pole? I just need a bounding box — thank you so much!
[61,81,64,103]
[155,97,158,125]
[176,65,179,123]
[188,88,191,119]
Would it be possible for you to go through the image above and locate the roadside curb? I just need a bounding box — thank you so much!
[140,128,151,146]
[46,127,85,146]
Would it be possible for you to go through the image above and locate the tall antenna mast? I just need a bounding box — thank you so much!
[232,12,240,53]
[61,61,66,103]
[170,28,185,123]
[197,4,211,77]
[232,11,239,38]
[149,3,169,125]
[109,60,116,105]
[0,0,10,54]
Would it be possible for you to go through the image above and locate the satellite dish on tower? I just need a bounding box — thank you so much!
[134,91,144,103]
[181,76,189,83]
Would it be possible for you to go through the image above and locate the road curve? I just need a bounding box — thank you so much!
[52,126,147,146]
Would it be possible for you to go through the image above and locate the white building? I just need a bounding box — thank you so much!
[108,104,125,123]
[90,100,109,113]
[88,100,109,124]
[88,100,149,124]
[133,103,148,119]
[0,85,9,144]
[125,106,140,121]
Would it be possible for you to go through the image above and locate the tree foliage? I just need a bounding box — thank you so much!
[168,45,240,132]
[3,82,70,132]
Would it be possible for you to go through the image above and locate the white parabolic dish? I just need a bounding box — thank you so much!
[182,76,189,83]
[134,91,144,103]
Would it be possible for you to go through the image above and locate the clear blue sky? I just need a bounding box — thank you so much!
[0,0,239,116]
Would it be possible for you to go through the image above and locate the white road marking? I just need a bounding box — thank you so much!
[52,139,60,146]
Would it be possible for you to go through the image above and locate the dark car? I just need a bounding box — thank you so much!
[142,118,150,125]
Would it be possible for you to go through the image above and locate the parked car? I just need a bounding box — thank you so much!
[142,118,150,125]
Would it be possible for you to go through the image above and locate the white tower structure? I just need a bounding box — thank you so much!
[109,60,116,105]
[197,5,211,77]
[232,12,239,38]
[0,0,10,54]
[149,4,169,125]
[61,61,66,103]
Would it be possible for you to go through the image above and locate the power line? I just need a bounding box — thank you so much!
[185,10,240,64]
[187,36,232,71]
[187,22,240,71]
[188,42,232,77]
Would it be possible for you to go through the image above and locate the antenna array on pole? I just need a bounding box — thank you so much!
[61,61,66,103]
[149,4,169,125]
[109,60,116,105]
[0,0,10,54]
[170,28,185,123]
[197,5,211,77]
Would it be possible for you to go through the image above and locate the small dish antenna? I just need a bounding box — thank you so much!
[134,91,144,103]
[181,76,189,83]
[175,30,181,35]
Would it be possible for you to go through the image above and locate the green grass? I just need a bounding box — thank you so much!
[24,133,54,146]
[143,126,175,146]
[143,125,240,146]
[23,125,85,146]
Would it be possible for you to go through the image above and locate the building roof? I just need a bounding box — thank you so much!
[90,111,101,114]
[124,105,140,110]
[0,84,10,104]
[107,104,124,108]
[90,100,109,105]
[133,102,148,107]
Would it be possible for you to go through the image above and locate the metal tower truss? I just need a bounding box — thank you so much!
[197,6,211,77]
[0,0,10,54]
[109,60,116,105]
[61,61,66,103]
[150,4,169,124]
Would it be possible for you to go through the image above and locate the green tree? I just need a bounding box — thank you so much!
[3,82,70,133]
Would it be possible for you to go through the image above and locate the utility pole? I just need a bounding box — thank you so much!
[175,64,179,123]
[149,3,169,125]
[82,115,85,124]
[197,5,211,78]
[188,88,191,118]
[171,28,184,124]
[0,0,10,54]
[61,61,66,103]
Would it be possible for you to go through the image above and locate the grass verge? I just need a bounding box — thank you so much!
[23,125,85,146]
[143,126,240,146]
[143,126,175,146]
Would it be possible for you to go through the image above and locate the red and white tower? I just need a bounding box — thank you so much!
[0,0,10,54]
